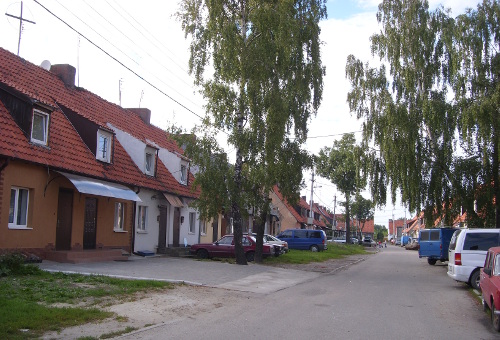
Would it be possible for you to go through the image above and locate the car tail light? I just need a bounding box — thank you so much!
[455,253,462,266]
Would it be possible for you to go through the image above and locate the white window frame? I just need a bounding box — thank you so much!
[137,206,148,232]
[189,212,196,234]
[31,109,49,145]
[97,130,112,163]
[145,148,155,176]
[114,202,125,232]
[180,164,187,185]
[9,187,30,229]
[199,219,206,235]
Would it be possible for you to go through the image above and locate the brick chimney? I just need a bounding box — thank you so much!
[127,108,151,125]
[50,64,76,87]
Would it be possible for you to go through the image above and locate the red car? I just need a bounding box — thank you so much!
[189,235,274,262]
[480,246,500,332]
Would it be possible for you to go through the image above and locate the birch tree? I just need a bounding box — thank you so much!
[177,0,326,263]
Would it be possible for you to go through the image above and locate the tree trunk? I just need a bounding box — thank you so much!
[345,193,351,242]
[233,131,247,265]
[232,0,248,266]
[254,212,266,263]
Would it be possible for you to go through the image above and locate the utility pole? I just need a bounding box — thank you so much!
[332,194,336,239]
[309,171,314,228]
[5,1,36,56]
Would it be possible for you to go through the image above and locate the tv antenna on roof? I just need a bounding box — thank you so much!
[5,1,36,56]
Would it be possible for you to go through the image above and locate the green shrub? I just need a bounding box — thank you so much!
[0,253,42,276]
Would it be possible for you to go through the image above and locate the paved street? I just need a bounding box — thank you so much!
[110,246,497,340]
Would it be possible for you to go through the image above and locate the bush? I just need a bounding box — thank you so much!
[0,253,42,276]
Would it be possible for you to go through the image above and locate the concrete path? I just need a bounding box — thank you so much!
[37,255,323,294]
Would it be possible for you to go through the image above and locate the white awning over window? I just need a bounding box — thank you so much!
[58,172,142,202]
[163,193,184,207]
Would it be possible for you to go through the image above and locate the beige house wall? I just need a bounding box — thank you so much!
[0,161,132,255]
[270,191,301,233]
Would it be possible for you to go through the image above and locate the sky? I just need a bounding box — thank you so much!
[1,0,481,229]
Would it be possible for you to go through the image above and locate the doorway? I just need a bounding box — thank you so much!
[56,189,73,250]
[83,197,97,249]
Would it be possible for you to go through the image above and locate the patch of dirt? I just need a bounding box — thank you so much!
[40,285,254,340]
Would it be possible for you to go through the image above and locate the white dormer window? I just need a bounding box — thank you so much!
[145,148,156,176]
[97,130,112,163]
[180,164,187,185]
[31,109,49,145]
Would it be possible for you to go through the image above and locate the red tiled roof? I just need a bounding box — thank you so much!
[0,47,199,198]
[272,185,326,227]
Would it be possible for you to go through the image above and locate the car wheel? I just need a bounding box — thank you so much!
[492,302,500,332]
[427,259,437,265]
[310,245,319,252]
[470,270,480,291]
[197,249,209,259]
[246,251,255,262]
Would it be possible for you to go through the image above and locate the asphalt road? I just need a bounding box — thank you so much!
[119,246,498,339]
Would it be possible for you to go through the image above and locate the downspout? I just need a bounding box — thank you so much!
[131,201,136,254]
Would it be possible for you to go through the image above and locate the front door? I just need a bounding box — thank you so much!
[83,197,97,249]
[56,189,73,250]
[212,218,219,242]
[158,206,167,252]
[173,207,180,247]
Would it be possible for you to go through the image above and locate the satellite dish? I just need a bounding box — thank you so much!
[40,60,51,71]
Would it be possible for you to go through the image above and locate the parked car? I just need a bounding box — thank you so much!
[448,228,500,290]
[418,227,457,265]
[480,246,500,332]
[401,235,411,246]
[276,229,327,252]
[247,233,288,254]
[189,235,275,262]
[328,238,346,244]
[360,237,376,247]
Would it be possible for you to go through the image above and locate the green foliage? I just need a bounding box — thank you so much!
[0,298,110,339]
[0,271,173,339]
[264,244,366,265]
[315,133,368,241]
[345,0,500,227]
[177,0,327,263]
[351,194,375,232]
[0,253,42,277]
[374,224,388,239]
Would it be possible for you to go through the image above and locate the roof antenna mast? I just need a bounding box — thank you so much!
[5,1,36,56]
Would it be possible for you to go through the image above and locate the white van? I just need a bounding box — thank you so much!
[447,228,500,290]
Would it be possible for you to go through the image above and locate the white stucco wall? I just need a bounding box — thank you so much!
[133,189,161,253]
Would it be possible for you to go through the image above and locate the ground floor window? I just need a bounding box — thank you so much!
[189,212,196,234]
[114,202,124,231]
[137,206,147,231]
[9,187,29,228]
[199,219,206,235]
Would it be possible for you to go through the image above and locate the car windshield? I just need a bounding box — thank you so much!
[266,235,280,242]
[495,254,500,276]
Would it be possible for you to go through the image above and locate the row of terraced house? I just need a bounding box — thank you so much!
[2,47,370,263]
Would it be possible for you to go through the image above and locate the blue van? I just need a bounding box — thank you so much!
[418,228,458,265]
[276,229,327,252]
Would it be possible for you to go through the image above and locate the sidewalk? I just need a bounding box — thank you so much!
[37,255,326,294]
[37,251,373,294]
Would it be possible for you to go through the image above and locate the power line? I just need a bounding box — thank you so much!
[52,0,204,112]
[33,0,209,124]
